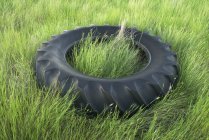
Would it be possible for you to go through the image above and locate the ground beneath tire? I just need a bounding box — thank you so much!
[0,0,208,139]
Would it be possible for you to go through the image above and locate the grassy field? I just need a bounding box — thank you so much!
[0,0,209,139]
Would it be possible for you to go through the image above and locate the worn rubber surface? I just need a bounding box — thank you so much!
[35,25,179,113]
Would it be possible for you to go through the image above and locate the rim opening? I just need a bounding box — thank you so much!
[65,35,149,79]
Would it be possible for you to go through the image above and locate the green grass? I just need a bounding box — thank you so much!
[68,35,146,78]
[0,0,209,139]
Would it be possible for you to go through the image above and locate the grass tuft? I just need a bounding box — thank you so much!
[68,35,147,78]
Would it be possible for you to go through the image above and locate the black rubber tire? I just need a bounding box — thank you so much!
[35,25,179,113]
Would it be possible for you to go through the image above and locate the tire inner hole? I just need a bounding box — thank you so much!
[66,35,149,79]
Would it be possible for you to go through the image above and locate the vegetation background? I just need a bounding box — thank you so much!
[0,0,209,139]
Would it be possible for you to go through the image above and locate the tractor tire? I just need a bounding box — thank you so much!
[35,25,179,113]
